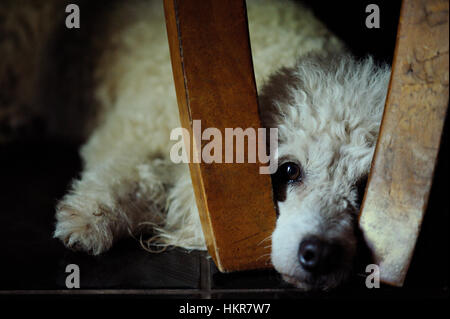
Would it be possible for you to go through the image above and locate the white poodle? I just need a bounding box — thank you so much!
[53,0,390,290]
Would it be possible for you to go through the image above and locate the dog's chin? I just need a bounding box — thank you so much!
[281,270,349,291]
[281,274,315,291]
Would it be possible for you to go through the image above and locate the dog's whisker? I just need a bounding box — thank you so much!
[257,235,273,247]
[256,253,272,261]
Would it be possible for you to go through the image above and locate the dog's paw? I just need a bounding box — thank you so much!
[54,203,115,255]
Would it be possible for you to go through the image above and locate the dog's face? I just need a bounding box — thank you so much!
[270,138,368,290]
[259,54,390,290]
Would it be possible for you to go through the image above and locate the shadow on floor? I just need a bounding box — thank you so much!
[0,140,447,299]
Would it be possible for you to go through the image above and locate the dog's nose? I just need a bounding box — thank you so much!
[298,236,337,273]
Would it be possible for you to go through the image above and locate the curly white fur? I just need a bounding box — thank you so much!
[53,0,390,290]
[260,54,390,289]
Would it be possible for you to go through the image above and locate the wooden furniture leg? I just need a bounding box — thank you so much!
[359,0,449,286]
[164,0,277,272]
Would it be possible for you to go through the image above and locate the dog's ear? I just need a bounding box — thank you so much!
[258,52,353,129]
[258,66,299,129]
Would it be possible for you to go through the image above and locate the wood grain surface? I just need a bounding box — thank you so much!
[164,0,277,272]
[359,0,449,286]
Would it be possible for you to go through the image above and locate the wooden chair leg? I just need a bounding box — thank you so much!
[164,0,277,272]
[359,0,449,286]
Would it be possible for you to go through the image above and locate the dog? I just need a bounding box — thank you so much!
[52,0,391,290]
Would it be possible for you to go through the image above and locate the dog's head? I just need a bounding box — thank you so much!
[259,54,390,290]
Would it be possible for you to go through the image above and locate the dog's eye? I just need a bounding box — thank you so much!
[280,162,302,182]
[271,161,303,203]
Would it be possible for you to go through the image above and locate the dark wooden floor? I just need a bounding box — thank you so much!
[0,138,447,299]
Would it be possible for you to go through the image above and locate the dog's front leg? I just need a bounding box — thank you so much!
[53,155,171,255]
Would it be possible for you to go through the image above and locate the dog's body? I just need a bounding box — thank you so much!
[53,0,390,290]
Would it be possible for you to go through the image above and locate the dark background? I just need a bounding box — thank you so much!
[0,0,448,299]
